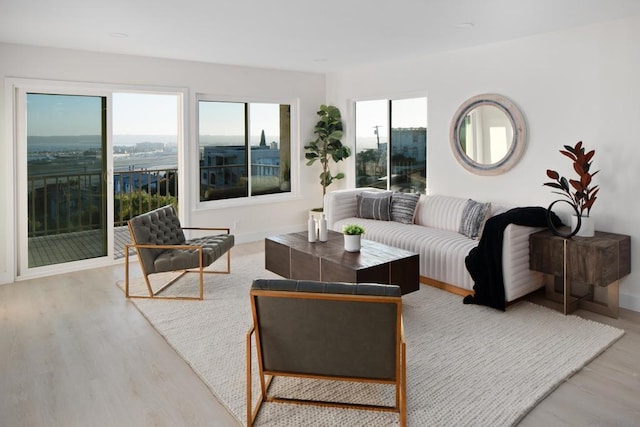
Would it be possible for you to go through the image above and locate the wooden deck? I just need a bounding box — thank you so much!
[28,226,132,267]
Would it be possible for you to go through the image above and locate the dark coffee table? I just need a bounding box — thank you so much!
[265,230,419,295]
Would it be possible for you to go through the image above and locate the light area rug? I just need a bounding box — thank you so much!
[119,252,624,427]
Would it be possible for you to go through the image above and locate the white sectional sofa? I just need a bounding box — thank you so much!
[324,188,544,302]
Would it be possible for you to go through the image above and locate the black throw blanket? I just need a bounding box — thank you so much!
[463,206,562,311]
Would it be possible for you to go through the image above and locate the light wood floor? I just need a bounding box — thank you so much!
[1,241,639,426]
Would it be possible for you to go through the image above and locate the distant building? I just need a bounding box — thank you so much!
[391,127,427,161]
[357,127,427,192]
[113,171,162,194]
[200,145,281,188]
[135,142,164,152]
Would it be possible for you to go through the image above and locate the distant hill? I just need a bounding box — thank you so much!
[28,135,103,152]
[27,135,178,152]
[113,135,178,145]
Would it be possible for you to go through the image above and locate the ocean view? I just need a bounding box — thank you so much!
[27,135,180,176]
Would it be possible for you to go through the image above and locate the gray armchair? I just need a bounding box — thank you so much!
[246,279,406,426]
[125,205,234,300]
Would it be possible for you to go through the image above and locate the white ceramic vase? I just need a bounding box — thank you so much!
[571,214,595,237]
[344,234,362,252]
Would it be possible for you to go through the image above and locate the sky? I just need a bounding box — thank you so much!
[27,92,280,141]
[198,101,282,142]
[355,97,427,150]
[26,92,179,137]
[113,93,179,135]
[27,92,425,144]
[27,93,103,136]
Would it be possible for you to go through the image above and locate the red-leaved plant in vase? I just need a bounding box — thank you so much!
[544,141,599,217]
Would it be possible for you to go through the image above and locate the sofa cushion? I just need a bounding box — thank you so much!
[414,195,468,232]
[356,191,392,221]
[459,199,491,239]
[390,192,421,224]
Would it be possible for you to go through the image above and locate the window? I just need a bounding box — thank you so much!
[198,100,291,202]
[355,97,427,193]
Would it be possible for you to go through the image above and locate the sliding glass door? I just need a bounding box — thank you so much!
[25,93,109,268]
[13,82,183,278]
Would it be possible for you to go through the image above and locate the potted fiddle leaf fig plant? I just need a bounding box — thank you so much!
[305,105,351,212]
[342,224,365,252]
[543,140,599,237]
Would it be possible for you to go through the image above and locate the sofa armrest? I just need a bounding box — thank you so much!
[324,187,379,229]
[502,224,545,301]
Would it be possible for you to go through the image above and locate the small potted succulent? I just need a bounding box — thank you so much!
[544,141,599,237]
[342,224,365,252]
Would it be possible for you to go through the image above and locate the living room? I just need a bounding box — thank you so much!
[2,3,640,311]
[1,1,640,425]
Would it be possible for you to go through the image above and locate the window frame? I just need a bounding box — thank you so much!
[352,94,427,193]
[194,94,299,210]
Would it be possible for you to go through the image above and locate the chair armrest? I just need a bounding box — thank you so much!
[182,226,231,234]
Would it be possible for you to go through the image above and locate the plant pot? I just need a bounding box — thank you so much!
[344,234,362,252]
[572,214,595,237]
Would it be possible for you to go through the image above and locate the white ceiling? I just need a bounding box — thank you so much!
[2,0,640,73]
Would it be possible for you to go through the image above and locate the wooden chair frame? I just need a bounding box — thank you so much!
[246,290,406,426]
[125,225,231,301]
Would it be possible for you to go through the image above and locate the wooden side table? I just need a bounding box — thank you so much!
[529,229,631,318]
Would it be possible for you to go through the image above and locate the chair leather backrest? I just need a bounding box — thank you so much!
[128,205,186,274]
[251,279,401,381]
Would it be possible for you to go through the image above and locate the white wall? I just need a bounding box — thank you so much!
[0,43,326,283]
[326,16,640,311]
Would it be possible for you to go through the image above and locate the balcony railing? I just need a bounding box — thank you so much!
[27,162,288,238]
[113,168,178,227]
[27,168,178,237]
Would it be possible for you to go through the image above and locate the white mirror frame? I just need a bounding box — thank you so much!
[449,93,527,176]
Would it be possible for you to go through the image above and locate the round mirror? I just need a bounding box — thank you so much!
[450,94,526,175]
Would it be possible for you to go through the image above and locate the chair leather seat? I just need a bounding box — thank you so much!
[153,234,234,272]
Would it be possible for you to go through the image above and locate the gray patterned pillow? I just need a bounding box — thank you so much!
[459,199,491,239]
[391,192,421,224]
[356,191,392,221]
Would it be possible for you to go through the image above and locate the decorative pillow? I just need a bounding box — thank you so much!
[459,199,491,239]
[391,192,421,224]
[356,191,392,221]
